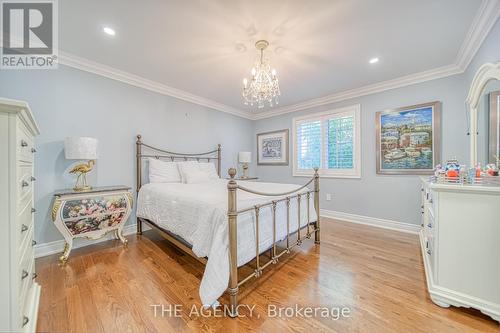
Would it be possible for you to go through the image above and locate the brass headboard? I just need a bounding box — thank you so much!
[135,134,221,192]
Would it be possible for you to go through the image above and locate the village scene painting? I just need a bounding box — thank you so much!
[376,102,440,174]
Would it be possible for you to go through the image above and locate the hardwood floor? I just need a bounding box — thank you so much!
[36,219,500,333]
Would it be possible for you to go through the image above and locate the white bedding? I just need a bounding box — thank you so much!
[136,179,317,306]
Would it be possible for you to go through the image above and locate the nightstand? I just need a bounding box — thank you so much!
[51,185,133,263]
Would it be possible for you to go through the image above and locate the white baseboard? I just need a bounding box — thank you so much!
[320,209,421,234]
[34,223,147,258]
[35,212,419,258]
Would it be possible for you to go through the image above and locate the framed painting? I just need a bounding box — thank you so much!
[376,101,441,175]
[489,90,500,164]
[257,129,289,165]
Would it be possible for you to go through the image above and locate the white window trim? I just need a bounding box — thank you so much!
[292,104,361,178]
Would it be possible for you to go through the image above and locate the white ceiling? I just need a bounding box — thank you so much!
[59,0,493,117]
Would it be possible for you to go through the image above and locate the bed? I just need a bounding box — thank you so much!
[135,135,320,317]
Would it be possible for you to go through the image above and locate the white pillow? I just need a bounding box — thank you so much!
[198,162,219,180]
[184,169,211,184]
[178,161,219,183]
[148,158,181,183]
[177,161,199,183]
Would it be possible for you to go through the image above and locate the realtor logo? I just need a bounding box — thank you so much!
[1,0,58,69]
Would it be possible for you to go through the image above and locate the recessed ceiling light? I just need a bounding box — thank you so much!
[103,27,116,36]
[369,57,379,64]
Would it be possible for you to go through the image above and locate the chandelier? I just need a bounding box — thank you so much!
[242,40,280,108]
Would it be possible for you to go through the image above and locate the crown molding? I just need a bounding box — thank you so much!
[253,0,500,120]
[252,63,462,120]
[57,52,254,120]
[3,1,496,121]
[455,0,500,71]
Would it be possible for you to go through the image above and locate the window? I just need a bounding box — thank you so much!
[293,105,361,178]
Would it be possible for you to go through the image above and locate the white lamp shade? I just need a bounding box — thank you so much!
[238,151,251,163]
[65,137,98,160]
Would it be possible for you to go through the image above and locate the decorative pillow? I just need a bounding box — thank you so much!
[148,158,181,183]
[198,162,219,180]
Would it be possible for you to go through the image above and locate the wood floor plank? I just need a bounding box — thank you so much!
[35,219,500,332]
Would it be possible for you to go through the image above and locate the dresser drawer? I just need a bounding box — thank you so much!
[424,234,436,274]
[424,213,436,236]
[61,194,130,235]
[17,164,34,211]
[18,253,35,319]
[18,201,34,250]
[16,121,35,163]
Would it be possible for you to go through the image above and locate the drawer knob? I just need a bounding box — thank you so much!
[21,180,29,187]
[21,270,28,280]
[21,224,28,232]
[20,140,28,147]
[31,147,37,153]
[427,249,432,255]
[427,223,432,228]
[30,176,36,182]
[22,316,29,327]
[32,272,37,280]
[31,207,36,213]
[32,240,37,246]
[429,199,433,204]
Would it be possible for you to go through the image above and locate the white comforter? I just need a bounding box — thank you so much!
[136,179,317,306]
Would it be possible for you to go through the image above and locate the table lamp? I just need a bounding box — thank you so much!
[238,152,251,179]
[64,137,98,191]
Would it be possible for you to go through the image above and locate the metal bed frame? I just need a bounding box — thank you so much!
[135,134,320,317]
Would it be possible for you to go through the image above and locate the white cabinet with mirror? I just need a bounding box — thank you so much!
[418,62,500,323]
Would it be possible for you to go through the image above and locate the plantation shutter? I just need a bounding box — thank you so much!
[296,119,321,170]
[293,105,360,178]
[325,115,354,169]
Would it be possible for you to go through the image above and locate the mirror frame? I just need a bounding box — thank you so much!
[465,62,500,165]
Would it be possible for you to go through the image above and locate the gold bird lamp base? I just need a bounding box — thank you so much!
[70,160,95,192]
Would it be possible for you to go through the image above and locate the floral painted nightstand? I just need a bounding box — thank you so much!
[51,186,133,263]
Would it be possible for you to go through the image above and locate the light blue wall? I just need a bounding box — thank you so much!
[0,66,254,244]
[253,75,467,225]
[464,17,500,86]
[253,17,500,226]
[1,17,498,244]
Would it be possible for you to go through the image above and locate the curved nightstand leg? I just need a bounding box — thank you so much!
[59,240,73,264]
[117,227,128,246]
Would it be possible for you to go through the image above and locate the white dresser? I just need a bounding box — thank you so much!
[420,177,500,322]
[0,98,41,332]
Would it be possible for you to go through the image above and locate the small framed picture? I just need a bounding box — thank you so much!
[376,101,441,175]
[257,129,289,165]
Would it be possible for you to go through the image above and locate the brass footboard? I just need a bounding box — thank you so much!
[135,135,320,317]
[226,167,320,317]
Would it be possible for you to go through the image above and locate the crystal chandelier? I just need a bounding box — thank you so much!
[242,40,280,108]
